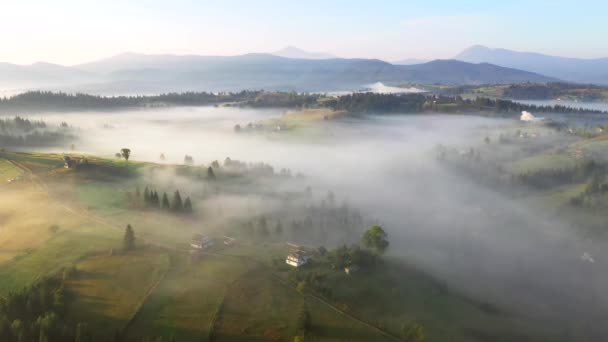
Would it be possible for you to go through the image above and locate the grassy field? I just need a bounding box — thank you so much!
[0,228,120,293]
[0,150,570,341]
[215,266,393,342]
[282,258,556,342]
[64,247,170,341]
[124,253,252,341]
[0,159,23,181]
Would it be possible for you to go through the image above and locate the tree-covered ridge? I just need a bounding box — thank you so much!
[1,90,606,116]
[436,82,608,101]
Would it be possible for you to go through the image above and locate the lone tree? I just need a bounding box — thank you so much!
[120,148,131,162]
[362,225,389,255]
[123,224,135,251]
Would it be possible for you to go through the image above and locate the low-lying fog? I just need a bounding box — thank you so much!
[11,106,608,338]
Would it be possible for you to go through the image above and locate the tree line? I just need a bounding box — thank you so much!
[137,186,193,213]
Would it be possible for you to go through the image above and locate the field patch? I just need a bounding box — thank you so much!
[65,248,170,341]
[509,153,577,174]
[124,253,252,341]
[0,158,23,181]
[0,228,120,293]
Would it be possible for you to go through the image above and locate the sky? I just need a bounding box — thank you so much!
[1,0,607,65]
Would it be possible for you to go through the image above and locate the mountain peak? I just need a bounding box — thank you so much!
[272,46,335,60]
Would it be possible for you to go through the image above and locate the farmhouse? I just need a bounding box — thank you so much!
[286,251,308,267]
[190,234,214,249]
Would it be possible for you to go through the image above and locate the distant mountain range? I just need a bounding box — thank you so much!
[0,48,557,94]
[454,45,608,84]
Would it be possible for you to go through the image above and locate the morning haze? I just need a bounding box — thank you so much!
[1,1,608,342]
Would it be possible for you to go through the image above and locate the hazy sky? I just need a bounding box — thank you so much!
[2,0,607,65]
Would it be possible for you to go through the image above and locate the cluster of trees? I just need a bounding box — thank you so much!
[514,160,603,189]
[470,96,606,114]
[239,216,283,239]
[570,171,608,207]
[241,91,319,108]
[324,93,426,113]
[202,157,275,178]
[439,82,608,102]
[0,116,47,132]
[0,274,79,342]
[327,244,378,270]
[322,92,607,115]
[235,200,365,245]
[139,186,193,213]
[502,82,608,101]
[0,117,75,147]
[114,148,131,161]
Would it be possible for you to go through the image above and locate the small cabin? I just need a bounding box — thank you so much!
[190,234,214,250]
[286,251,308,267]
[64,156,87,169]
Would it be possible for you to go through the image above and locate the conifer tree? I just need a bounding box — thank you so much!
[123,224,135,251]
[184,197,193,213]
[162,192,170,210]
[143,186,150,205]
[172,190,183,212]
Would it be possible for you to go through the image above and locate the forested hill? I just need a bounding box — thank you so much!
[0,91,605,116]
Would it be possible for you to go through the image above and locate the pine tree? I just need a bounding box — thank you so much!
[184,197,193,213]
[123,224,135,251]
[152,190,160,208]
[172,191,183,212]
[162,192,170,210]
[143,186,150,205]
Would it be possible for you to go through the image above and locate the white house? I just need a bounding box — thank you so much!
[286,251,308,267]
[190,234,214,249]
